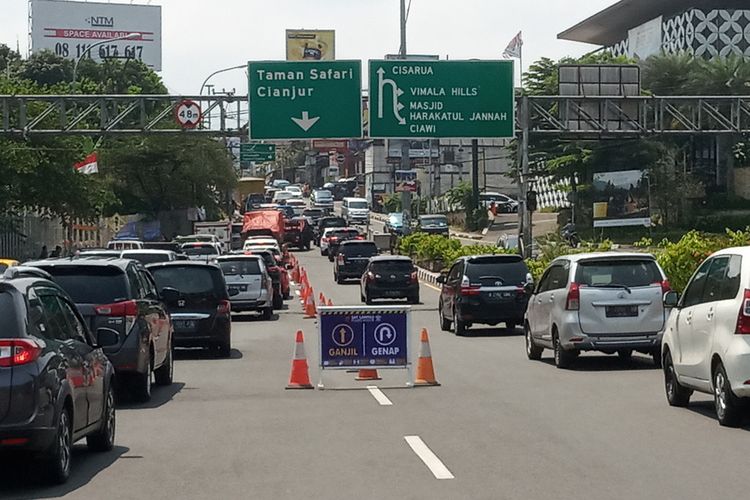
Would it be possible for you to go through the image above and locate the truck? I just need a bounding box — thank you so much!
[236,177,267,212]
[193,221,232,252]
[241,209,285,244]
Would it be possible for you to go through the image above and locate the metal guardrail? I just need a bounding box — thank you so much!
[1,94,749,136]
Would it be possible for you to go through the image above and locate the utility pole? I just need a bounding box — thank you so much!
[471,139,480,216]
[399,0,412,229]
[519,96,531,258]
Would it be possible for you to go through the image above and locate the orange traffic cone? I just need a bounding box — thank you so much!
[414,328,440,386]
[319,292,325,304]
[356,368,381,381]
[304,292,317,319]
[286,330,313,389]
[326,298,333,306]
[300,285,310,305]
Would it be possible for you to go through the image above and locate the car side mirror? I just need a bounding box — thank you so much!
[663,290,680,308]
[96,328,119,347]
[161,287,180,302]
[436,275,447,284]
[228,288,240,297]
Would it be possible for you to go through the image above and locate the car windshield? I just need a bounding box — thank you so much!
[219,259,261,275]
[122,252,172,265]
[575,259,662,288]
[42,266,129,304]
[372,260,414,273]
[150,266,220,295]
[341,243,378,257]
[465,258,529,286]
[421,216,447,226]
[348,201,368,209]
[182,245,219,256]
[246,251,275,268]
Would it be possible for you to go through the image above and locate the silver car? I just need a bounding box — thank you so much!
[524,252,670,368]
[216,255,274,320]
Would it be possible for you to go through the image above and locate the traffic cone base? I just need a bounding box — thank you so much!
[414,328,440,386]
[356,368,381,381]
[287,330,313,389]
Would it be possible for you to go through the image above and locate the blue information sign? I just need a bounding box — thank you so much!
[319,307,409,369]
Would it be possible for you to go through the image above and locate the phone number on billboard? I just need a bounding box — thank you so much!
[54,42,145,60]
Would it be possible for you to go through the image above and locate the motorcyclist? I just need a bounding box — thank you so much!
[561,219,579,247]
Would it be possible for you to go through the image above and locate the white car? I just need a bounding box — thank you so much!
[272,191,294,204]
[284,186,303,199]
[319,227,341,256]
[286,199,307,216]
[525,252,669,369]
[243,237,280,252]
[662,247,750,427]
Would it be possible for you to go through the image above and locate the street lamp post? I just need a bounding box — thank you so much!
[199,64,247,130]
[73,32,140,83]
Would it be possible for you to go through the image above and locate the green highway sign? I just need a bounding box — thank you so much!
[248,60,362,140]
[240,143,276,162]
[369,60,514,138]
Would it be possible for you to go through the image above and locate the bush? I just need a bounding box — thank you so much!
[399,233,512,271]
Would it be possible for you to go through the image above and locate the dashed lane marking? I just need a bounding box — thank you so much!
[404,435,455,480]
[366,386,393,406]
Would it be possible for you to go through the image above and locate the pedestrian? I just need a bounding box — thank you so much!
[38,245,48,259]
[49,245,62,258]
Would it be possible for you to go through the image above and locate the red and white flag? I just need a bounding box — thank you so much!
[503,31,523,59]
[74,152,99,175]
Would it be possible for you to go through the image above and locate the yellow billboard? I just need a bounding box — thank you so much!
[286,29,335,61]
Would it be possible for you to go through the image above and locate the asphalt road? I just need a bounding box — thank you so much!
[3,248,750,499]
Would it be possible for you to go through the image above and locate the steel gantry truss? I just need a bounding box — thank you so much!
[2,94,750,137]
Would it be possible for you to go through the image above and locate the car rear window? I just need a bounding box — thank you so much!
[348,201,368,209]
[124,252,172,265]
[371,260,414,273]
[219,259,262,275]
[421,216,447,225]
[182,245,219,256]
[315,190,332,198]
[42,266,129,304]
[341,243,378,257]
[0,292,19,338]
[150,266,223,295]
[331,229,360,239]
[321,218,346,228]
[246,252,275,268]
[575,259,662,288]
[465,257,529,286]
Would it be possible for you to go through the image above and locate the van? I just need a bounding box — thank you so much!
[342,197,369,225]
[106,239,144,250]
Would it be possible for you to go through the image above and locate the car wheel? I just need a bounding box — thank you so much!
[439,302,451,331]
[87,382,116,452]
[154,342,174,386]
[713,362,743,427]
[408,294,419,305]
[505,321,516,333]
[328,253,334,262]
[335,273,343,284]
[663,351,691,407]
[321,248,327,256]
[553,333,574,369]
[132,357,152,402]
[273,293,283,310]
[525,324,543,360]
[217,338,231,358]
[618,349,633,361]
[262,307,273,320]
[453,308,467,336]
[365,290,373,305]
[44,406,72,484]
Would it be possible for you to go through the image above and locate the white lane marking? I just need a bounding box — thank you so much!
[422,282,441,292]
[404,436,454,479]
[366,386,393,406]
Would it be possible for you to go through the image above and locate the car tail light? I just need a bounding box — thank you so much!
[217,300,231,315]
[0,339,42,367]
[321,237,328,243]
[735,289,750,335]
[652,280,671,294]
[337,254,345,265]
[355,236,364,240]
[566,282,580,310]
[459,275,480,296]
[410,271,418,284]
[96,300,138,331]
[366,271,375,282]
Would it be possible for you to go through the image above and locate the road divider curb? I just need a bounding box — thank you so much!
[417,266,440,287]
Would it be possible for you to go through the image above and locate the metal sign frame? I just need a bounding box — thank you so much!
[317,305,413,390]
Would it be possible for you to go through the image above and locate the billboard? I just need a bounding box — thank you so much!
[592,170,650,228]
[285,30,335,61]
[394,170,418,193]
[30,0,162,70]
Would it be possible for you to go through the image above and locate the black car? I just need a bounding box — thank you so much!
[417,214,450,236]
[326,228,363,262]
[316,216,347,246]
[0,267,117,484]
[284,217,314,250]
[437,254,531,336]
[334,240,379,283]
[301,208,324,226]
[147,262,232,357]
[360,256,419,304]
[243,249,285,309]
[25,259,174,401]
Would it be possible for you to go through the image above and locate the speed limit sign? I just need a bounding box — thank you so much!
[174,99,202,129]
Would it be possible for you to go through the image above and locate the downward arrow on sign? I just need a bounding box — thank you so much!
[291,111,320,131]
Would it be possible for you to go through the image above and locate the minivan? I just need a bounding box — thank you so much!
[341,197,369,225]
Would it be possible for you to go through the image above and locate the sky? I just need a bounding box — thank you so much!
[0,0,618,94]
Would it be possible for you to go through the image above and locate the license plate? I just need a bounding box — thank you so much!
[606,305,638,318]
[487,291,512,299]
[174,320,197,330]
[384,290,401,297]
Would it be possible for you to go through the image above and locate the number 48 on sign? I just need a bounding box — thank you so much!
[175,99,202,129]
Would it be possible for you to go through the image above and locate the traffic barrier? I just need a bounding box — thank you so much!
[304,292,317,319]
[414,328,440,386]
[355,368,381,381]
[286,330,313,389]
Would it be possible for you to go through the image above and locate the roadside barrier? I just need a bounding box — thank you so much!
[286,330,313,389]
[355,368,381,381]
[414,328,440,386]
